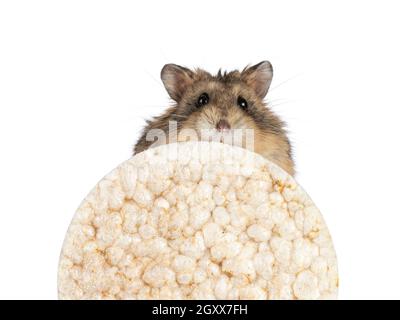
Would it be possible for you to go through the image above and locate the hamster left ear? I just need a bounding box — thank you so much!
[242,61,273,99]
[161,64,194,102]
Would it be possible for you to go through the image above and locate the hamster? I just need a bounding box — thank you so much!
[133,61,295,175]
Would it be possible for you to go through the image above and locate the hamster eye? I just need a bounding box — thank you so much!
[237,96,248,110]
[196,93,209,107]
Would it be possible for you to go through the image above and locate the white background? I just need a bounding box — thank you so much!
[0,0,399,300]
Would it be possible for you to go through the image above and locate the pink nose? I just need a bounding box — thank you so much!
[216,119,231,131]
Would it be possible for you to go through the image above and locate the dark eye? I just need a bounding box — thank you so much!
[196,93,209,107]
[237,96,248,110]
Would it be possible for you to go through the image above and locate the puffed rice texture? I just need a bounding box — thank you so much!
[58,142,338,300]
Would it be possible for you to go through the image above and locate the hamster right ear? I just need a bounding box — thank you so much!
[161,64,194,102]
[241,61,273,99]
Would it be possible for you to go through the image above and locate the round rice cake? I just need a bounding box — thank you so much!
[58,141,338,300]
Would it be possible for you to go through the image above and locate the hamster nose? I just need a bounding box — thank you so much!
[216,119,231,131]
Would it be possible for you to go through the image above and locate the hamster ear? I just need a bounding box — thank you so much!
[242,61,273,99]
[161,64,194,101]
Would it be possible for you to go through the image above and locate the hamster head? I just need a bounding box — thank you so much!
[134,61,294,175]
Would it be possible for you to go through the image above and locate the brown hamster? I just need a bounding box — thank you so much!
[133,61,294,175]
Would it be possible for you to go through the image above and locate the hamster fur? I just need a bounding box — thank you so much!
[133,61,294,175]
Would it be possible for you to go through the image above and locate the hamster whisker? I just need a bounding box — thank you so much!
[268,100,292,108]
[171,114,188,119]
[268,73,302,92]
